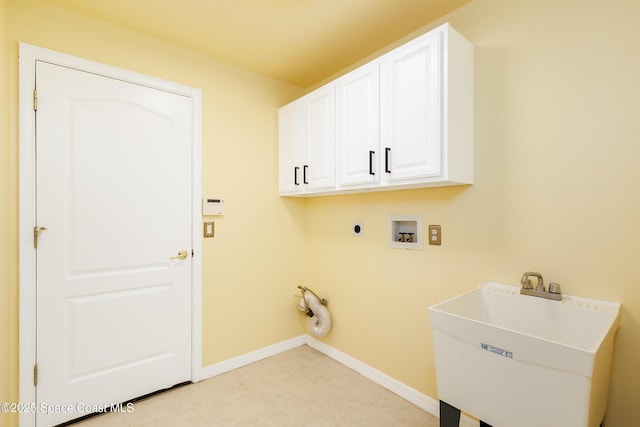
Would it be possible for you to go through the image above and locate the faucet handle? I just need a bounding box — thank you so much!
[548,282,562,294]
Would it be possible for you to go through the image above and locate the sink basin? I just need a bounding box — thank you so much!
[428,282,620,427]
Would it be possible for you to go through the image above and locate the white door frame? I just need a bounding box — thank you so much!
[18,43,203,427]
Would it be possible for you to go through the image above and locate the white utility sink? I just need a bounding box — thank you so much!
[428,282,620,427]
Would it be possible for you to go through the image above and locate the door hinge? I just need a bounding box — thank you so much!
[33,89,37,111]
[33,364,38,386]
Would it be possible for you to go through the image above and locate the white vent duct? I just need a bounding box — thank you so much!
[297,286,331,338]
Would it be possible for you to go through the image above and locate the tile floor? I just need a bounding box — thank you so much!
[70,345,439,426]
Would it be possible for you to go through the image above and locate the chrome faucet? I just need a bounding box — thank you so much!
[520,272,562,301]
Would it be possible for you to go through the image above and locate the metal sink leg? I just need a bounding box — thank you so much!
[439,400,493,427]
[439,401,460,427]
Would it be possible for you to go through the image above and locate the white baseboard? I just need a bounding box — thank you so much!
[304,336,440,416]
[199,335,306,379]
[199,334,479,426]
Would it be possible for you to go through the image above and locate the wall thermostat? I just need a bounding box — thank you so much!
[202,197,224,215]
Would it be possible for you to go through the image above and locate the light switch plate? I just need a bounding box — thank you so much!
[203,221,215,238]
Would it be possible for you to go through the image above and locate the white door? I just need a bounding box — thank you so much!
[380,29,442,182]
[35,61,192,426]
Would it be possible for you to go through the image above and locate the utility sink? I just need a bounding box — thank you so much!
[428,282,620,427]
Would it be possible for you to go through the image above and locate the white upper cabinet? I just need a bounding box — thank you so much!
[335,61,380,188]
[378,23,473,189]
[278,23,473,196]
[278,84,336,195]
[278,99,304,195]
[305,85,336,192]
[379,29,442,184]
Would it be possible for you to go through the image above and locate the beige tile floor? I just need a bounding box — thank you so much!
[70,345,439,426]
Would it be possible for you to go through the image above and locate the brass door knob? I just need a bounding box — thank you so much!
[170,250,189,260]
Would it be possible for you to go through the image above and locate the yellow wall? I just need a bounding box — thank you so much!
[3,0,640,426]
[1,0,11,426]
[306,0,640,425]
[2,1,306,425]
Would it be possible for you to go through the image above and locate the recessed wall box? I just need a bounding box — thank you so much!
[202,197,224,215]
[389,214,422,250]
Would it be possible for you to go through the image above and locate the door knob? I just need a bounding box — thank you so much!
[170,250,189,260]
[34,226,47,249]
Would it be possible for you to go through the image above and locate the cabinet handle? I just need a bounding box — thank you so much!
[294,166,300,185]
[385,147,391,173]
[369,151,375,175]
[303,165,309,184]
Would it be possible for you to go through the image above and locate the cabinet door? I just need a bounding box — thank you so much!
[278,99,305,195]
[304,84,336,192]
[380,28,442,183]
[336,62,379,188]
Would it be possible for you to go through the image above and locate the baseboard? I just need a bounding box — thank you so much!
[304,336,440,416]
[199,334,478,425]
[199,335,306,379]
[305,336,478,426]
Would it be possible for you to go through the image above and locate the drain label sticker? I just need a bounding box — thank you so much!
[481,343,513,358]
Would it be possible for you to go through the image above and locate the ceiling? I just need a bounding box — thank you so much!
[46,0,472,88]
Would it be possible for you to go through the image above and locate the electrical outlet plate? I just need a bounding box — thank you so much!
[428,225,441,245]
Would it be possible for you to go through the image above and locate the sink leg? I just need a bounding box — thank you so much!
[439,400,461,427]
[480,421,493,427]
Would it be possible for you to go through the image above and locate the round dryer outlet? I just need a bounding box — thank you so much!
[352,222,363,236]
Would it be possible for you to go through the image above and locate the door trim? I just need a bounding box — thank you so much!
[18,43,203,427]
